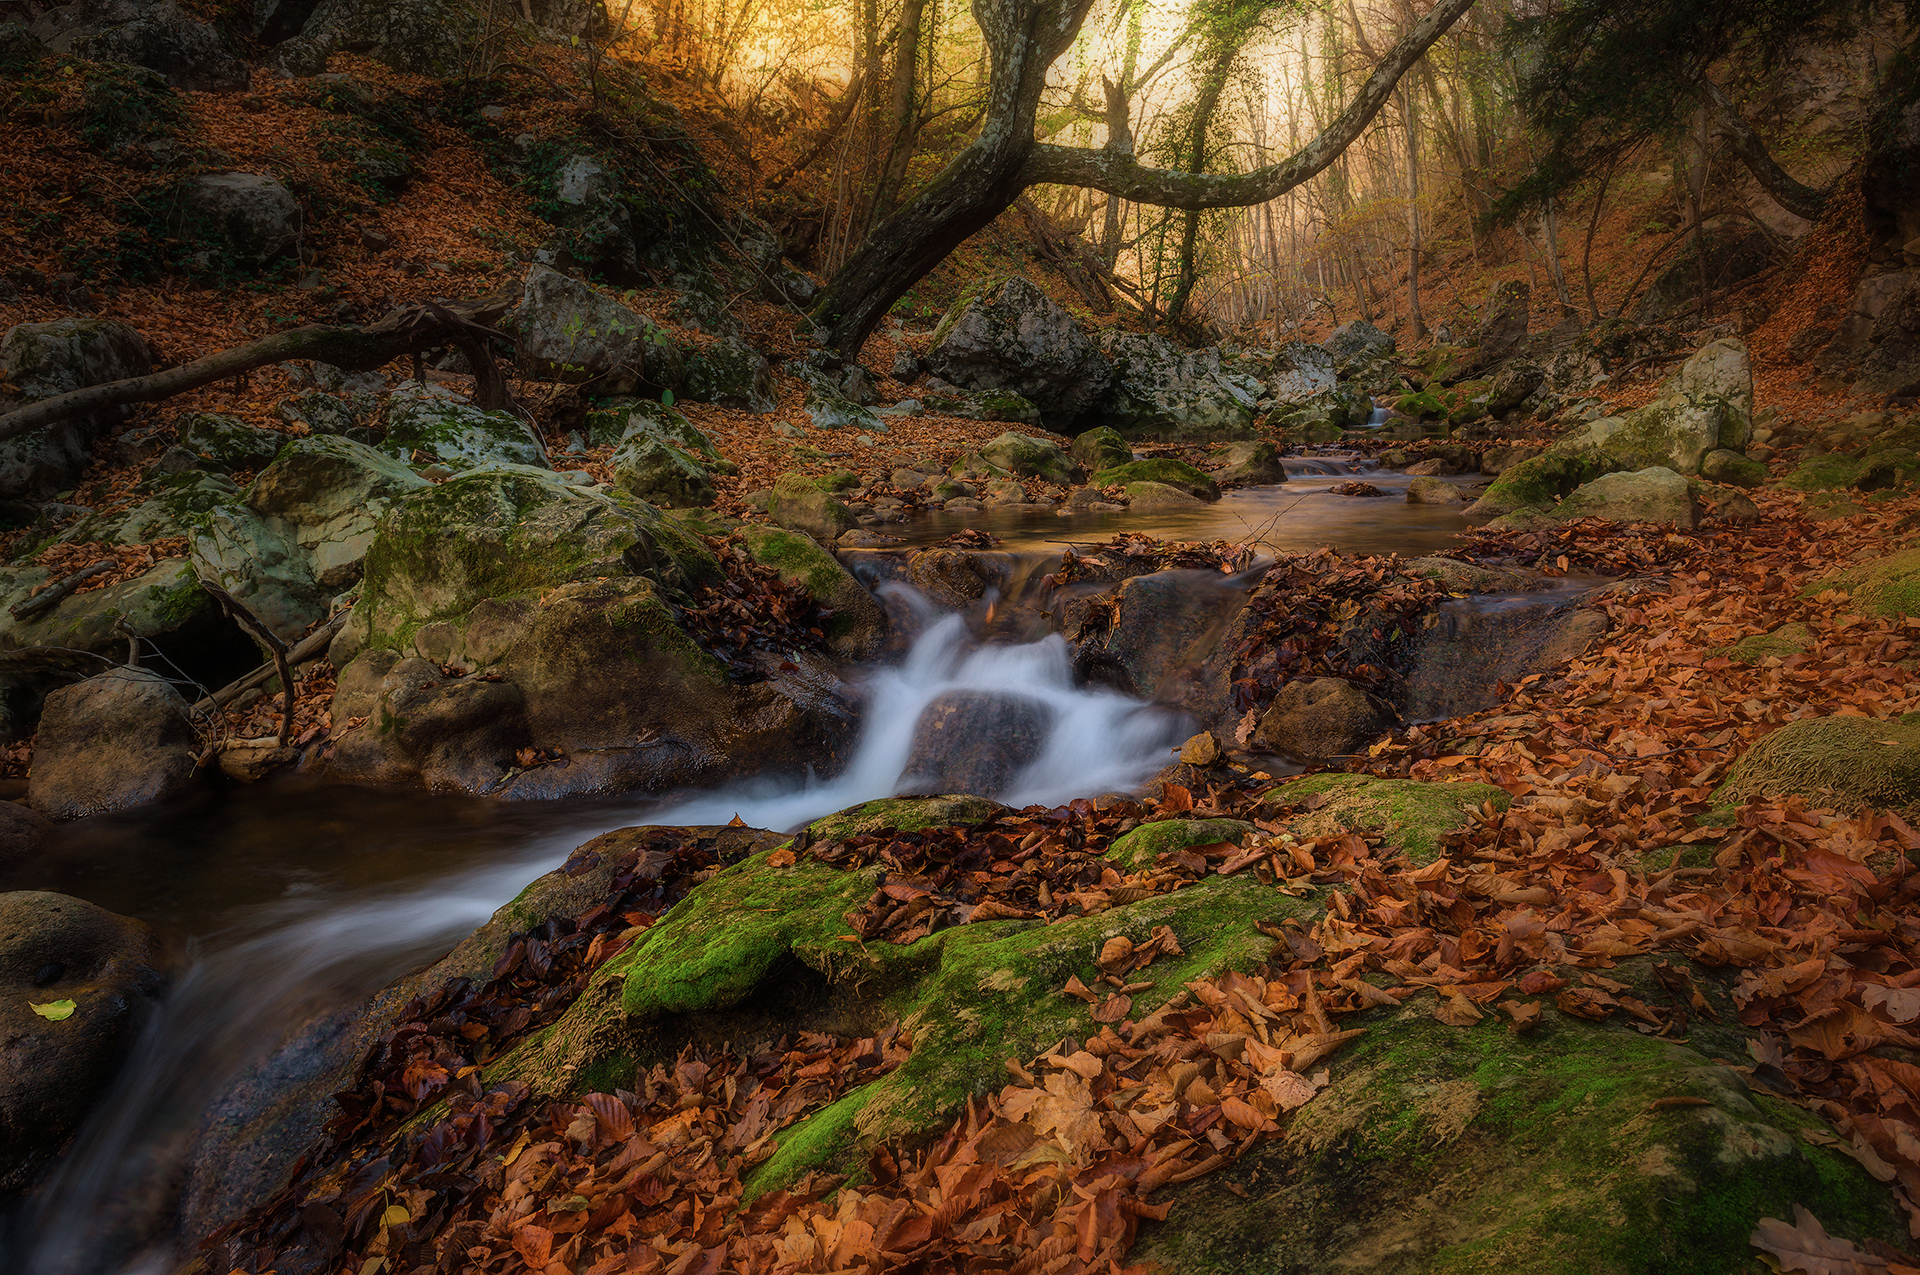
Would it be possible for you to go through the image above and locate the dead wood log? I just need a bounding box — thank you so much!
[11,560,114,621]
[200,583,297,747]
[0,289,523,443]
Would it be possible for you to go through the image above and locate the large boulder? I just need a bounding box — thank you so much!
[610,435,713,508]
[767,473,857,543]
[28,669,201,820]
[1255,676,1395,762]
[901,691,1051,795]
[1323,319,1395,368]
[1209,439,1287,485]
[917,388,1042,426]
[926,276,1111,427]
[1070,426,1133,472]
[738,525,888,659]
[180,413,286,472]
[259,0,478,77]
[1095,332,1258,441]
[1089,457,1220,500]
[0,891,164,1194]
[507,265,652,394]
[192,435,431,643]
[1548,466,1701,528]
[174,173,303,266]
[978,431,1076,485]
[1067,570,1246,700]
[62,2,250,92]
[0,318,152,499]
[1269,341,1339,403]
[379,382,548,472]
[1474,279,1530,370]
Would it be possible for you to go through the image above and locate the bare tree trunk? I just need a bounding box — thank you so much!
[872,0,928,219]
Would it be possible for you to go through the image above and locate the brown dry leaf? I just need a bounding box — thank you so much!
[1751,1205,1891,1274]
[1098,936,1135,973]
[1433,989,1485,1027]
[1862,986,1920,1025]
[1062,974,1098,1005]
[1499,1000,1543,1033]
[766,848,796,868]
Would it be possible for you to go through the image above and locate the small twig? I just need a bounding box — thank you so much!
[193,609,348,715]
[113,617,140,668]
[12,559,114,621]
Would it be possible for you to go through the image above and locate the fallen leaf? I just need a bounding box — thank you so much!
[29,999,75,1021]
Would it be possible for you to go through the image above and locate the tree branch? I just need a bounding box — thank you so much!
[1017,0,1477,209]
[1695,78,1829,223]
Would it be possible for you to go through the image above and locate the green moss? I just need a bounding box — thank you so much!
[1261,774,1509,864]
[1089,458,1221,499]
[742,528,843,600]
[1715,714,1920,808]
[1783,452,1871,491]
[746,1085,876,1198]
[1471,451,1619,517]
[1806,548,1920,617]
[1136,1008,1905,1274]
[1718,622,1815,663]
[805,796,1006,841]
[1107,818,1255,872]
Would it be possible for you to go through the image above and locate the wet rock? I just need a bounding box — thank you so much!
[1255,677,1395,762]
[380,383,548,472]
[1177,730,1225,766]
[507,265,654,394]
[328,654,532,792]
[1070,570,1247,701]
[768,473,858,542]
[1268,341,1338,403]
[901,691,1051,796]
[28,669,201,820]
[1208,439,1287,485]
[905,548,997,611]
[0,891,164,1195]
[1089,458,1219,500]
[1070,426,1133,472]
[926,276,1111,427]
[738,525,887,659]
[1095,331,1258,441]
[1399,557,1540,593]
[0,802,53,866]
[0,317,153,499]
[1406,475,1470,505]
[1123,480,1205,509]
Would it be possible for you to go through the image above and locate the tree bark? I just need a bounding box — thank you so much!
[812,0,1476,358]
[1696,77,1830,223]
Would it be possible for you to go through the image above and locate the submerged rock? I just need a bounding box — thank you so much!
[902,691,1051,796]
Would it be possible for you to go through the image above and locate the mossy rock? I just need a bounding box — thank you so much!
[1782,452,1870,491]
[1071,426,1133,472]
[1134,1004,1905,1273]
[805,795,1007,841]
[1124,480,1207,509]
[582,399,723,462]
[491,834,1315,1194]
[1716,714,1920,810]
[1090,458,1221,501]
[610,434,713,508]
[1107,818,1256,872]
[380,383,548,472]
[1806,547,1920,617]
[180,413,286,472]
[1465,450,1619,518]
[1260,774,1509,864]
[738,525,886,654]
[979,431,1076,485]
[1719,622,1815,664]
[766,472,857,542]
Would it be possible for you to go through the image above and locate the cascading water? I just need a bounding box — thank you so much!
[0,600,1190,1275]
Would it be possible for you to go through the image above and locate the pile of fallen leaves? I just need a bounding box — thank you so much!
[1048,532,1257,589]
[27,536,188,600]
[1223,547,1450,718]
[1449,515,1721,578]
[212,661,337,748]
[676,535,838,679]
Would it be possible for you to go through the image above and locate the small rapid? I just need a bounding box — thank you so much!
[0,597,1192,1275]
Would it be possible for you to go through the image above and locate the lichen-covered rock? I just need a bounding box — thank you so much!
[978,431,1076,485]
[682,337,775,413]
[803,378,885,432]
[1806,548,1920,617]
[581,399,720,461]
[739,525,886,658]
[379,382,548,472]
[65,3,250,92]
[1552,466,1700,527]
[1107,817,1256,872]
[1070,426,1132,472]
[1717,714,1920,808]
[1262,772,1509,863]
[1324,319,1396,368]
[610,434,713,508]
[1465,447,1619,518]
[1263,385,1370,443]
[767,473,857,543]
[507,265,652,394]
[1268,341,1338,404]
[1208,439,1287,485]
[0,891,164,1194]
[1485,355,1545,413]
[180,413,285,472]
[918,388,1042,426]
[1096,332,1258,441]
[28,669,201,820]
[927,277,1111,427]
[1090,458,1220,501]
[1256,677,1395,763]
[174,173,302,265]
[0,317,152,498]
[1136,1001,1905,1273]
[262,0,479,76]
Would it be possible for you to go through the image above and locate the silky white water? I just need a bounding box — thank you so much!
[1,601,1188,1275]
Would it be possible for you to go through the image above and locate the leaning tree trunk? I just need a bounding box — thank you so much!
[812,0,1094,356]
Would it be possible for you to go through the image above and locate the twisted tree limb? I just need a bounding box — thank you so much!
[0,288,522,444]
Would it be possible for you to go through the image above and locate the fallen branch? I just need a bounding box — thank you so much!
[0,289,522,443]
[200,583,296,748]
[11,560,113,621]
[193,608,349,716]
